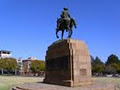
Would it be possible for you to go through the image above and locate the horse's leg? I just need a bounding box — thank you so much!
[67,29,70,38]
[56,30,59,38]
[70,29,73,38]
[68,29,73,38]
[61,30,64,39]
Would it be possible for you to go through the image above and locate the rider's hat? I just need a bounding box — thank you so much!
[64,7,68,10]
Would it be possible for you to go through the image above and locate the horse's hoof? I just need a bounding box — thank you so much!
[67,36,71,39]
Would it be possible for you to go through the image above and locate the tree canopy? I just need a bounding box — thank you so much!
[30,60,45,73]
[105,54,120,74]
[91,56,105,74]
[0,58,17,74]
[105,54,120,65]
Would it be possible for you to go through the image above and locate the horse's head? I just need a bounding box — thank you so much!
[71,18,77,28]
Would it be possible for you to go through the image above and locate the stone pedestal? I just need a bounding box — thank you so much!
[43,39,92,87]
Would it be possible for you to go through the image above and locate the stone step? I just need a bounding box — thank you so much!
[12,86,29,90]
[11,87,20,90]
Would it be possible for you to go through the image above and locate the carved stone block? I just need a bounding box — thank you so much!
[43,39,92,87]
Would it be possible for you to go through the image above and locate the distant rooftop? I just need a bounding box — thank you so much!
[0,50,11,52]
[28,57,37,60]
[22,57,37,62]
[0,50,11,58]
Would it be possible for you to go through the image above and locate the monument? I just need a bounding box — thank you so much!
[43,8,92,87]
[12,8,115,90]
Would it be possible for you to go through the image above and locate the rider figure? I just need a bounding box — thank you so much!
[61,7,71,18]
[56,8,71,30]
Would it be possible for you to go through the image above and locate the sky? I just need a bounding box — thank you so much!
[0,0,120,62]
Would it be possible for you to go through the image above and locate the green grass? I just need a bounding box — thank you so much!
[0,83,7,90]
[0,75,43,90]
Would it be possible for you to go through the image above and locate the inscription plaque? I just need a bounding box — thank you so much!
[80,69,87,76]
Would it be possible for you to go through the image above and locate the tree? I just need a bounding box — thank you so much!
[30,60,45,75]
[106,54,120,65]
[91,55,95,65]
[105,64,117,74]
[92,56,105,74]
[5,58,17,73]
[0,58,17,74]
[0,59,4,74]
[0,59,3,69]
[0,58,8,74]
[105,54,120,73]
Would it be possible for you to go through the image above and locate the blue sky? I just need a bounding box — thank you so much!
[0,0,120,62]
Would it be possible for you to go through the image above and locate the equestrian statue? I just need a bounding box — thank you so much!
[56,8,77,39]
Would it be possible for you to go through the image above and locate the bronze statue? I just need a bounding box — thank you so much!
[56,8,77,39]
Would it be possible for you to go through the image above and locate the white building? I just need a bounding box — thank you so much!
[0,50,11,58]
[16,57,24,75]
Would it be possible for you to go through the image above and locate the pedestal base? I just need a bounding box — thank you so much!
[44,39,92,87]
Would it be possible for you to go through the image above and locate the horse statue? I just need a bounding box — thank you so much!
[56,8,77,39]
[56,18,77,39]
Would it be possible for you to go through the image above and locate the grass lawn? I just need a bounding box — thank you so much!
[94,77,120,84]
[93,77,120,89]
[0,76,120,90]
[0,75,44,90]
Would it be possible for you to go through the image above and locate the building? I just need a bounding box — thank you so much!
[0,50,11,58]
[16,57,23,75]
[22,57,36,75]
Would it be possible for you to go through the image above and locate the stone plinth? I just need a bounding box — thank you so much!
[43,39,92,87]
